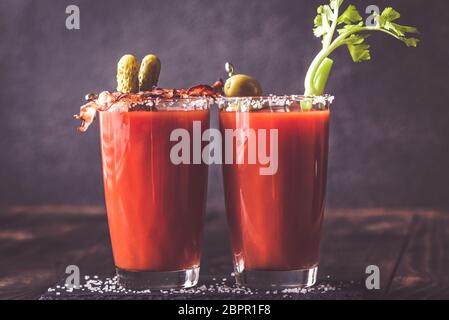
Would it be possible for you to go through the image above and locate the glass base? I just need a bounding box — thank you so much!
[116,267,200,290]
[235,266,318,289]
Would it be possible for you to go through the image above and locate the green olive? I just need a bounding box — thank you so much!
[224,74,263,97]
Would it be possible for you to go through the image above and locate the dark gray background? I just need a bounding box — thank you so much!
[0,0,447,209]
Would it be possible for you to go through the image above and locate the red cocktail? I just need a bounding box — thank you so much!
[97,94,211,289]
[218,96,332,288]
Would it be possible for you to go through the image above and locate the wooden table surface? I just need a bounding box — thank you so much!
[0,206,448,300]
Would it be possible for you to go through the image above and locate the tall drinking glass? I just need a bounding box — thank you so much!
[99,97,210,290]
[218,95,332,289]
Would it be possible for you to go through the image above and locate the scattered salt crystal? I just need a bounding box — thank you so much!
[45,274,339,298]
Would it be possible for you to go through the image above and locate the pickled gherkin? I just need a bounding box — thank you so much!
[139,54,161,91]
[116,54,139,93]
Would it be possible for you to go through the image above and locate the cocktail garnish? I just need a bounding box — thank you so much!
[223,62,263,97]
[116,54,139,93]
[75,53,223,132]
[74,102,98,132]
[138,54,161,91]
[188,84,221,97]
[225,62,235,77]
[212,79,225,95]
[75,85,222,132]
[304,0,419,97]
[84,93,98,102]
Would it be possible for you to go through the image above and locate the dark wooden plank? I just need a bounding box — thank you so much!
[319,209,413,298]
[387,210,449,299]
[41,208,365,300]
[0,207,109,299]
[0,206,419,299]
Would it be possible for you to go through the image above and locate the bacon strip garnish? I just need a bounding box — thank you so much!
[73,102,98,132]
[74,80,224,132]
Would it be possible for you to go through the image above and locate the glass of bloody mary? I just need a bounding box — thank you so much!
[218,95,332,289]
[97,93,211,290]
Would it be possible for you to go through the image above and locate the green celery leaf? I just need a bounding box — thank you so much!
[348,43,371,62]
[313,4,335,41]
[344,34,371,62]
[401,37,419,47]
[392,23,419,34]
[337,22,364,35]
[384,21,419,37]
[313,13,326,37]
[330,0,344,10]
[337,4,362,25]
[313,6,325,37]
[344,33,370,45]
[381,7,401,23]
[322,5,334,22]
[377,7,419,47]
